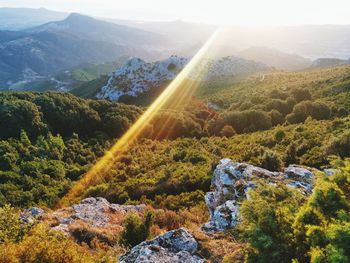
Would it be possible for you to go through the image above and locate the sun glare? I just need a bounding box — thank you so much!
[2,0,349,25]
[59,27,223,206]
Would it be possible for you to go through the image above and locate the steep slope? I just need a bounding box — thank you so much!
[96,55,269,101]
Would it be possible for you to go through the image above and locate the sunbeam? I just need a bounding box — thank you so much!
[59,27,223,206]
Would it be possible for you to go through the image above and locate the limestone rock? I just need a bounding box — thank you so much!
[120,228,203,263]
[51,197,145,233]
[203,159,315,232]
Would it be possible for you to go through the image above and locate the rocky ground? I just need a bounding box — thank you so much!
[20,159,326,262]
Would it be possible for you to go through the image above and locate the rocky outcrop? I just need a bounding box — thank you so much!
[50,197,145,233]
[203,159,316,232]
[96,55,269,101]
[120,228,203,263]
[96,56,188,101]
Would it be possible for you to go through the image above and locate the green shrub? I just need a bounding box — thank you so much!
[224,110,272,133]
[0,204,29,243]
[260,151,283,171]
[240,159,350,262]
[239,183,304,262]
[119,211,154,247]
[326,132,350,158]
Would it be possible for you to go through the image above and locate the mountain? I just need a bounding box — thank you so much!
[95,55,269,101]
[28,13,168,50]
[0,8,68,30]
[311,57,350,68]
[0,30,130,89]
[0,14,173,90]
[108,19,350,60]
[237,47,312,70]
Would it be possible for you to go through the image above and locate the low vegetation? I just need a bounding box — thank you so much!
[0,65,350,262]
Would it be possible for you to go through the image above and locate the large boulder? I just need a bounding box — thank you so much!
[119,228,203,263]
[203,159,316,232]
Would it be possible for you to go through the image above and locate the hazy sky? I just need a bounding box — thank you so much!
[0,0,349,25]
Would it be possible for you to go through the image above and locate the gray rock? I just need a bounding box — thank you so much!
[52,197,146,233]
[20,207,45,224]
[120,228,203,263]
[284,165,314,180]
[203,159,315,232]
[324,168,337,176]
[203,200,239,232]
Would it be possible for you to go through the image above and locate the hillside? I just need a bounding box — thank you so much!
[0,14,170,90]
[311,57,350,68]
[0,64,350,262]
[237,46,311,70]
[16,61,125,92]
[1,65,350,206]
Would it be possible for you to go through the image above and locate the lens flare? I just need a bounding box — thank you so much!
[59,27,222,206]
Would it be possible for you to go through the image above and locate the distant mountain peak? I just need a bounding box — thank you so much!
[64,12,96,22]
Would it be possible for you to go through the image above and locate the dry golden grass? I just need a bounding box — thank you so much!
[194,230,245,263]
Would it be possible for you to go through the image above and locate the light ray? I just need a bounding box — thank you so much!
[59,27,222,207]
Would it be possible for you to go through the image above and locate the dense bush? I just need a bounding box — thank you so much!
[240,159,350,263]
[0,205,29,244]
[0,92,141,139]
[326,131,350,158]
[260,151,283,171]
[286,101,331,124]
[224,110,272,133]
[119,211,154,247]
[239,183,304,262]
[0,130,105,207]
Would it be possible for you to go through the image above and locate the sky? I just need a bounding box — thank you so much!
[0,0,349,25]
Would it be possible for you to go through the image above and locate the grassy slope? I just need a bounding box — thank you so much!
[198,65,350,111]
[70,75,109,98]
